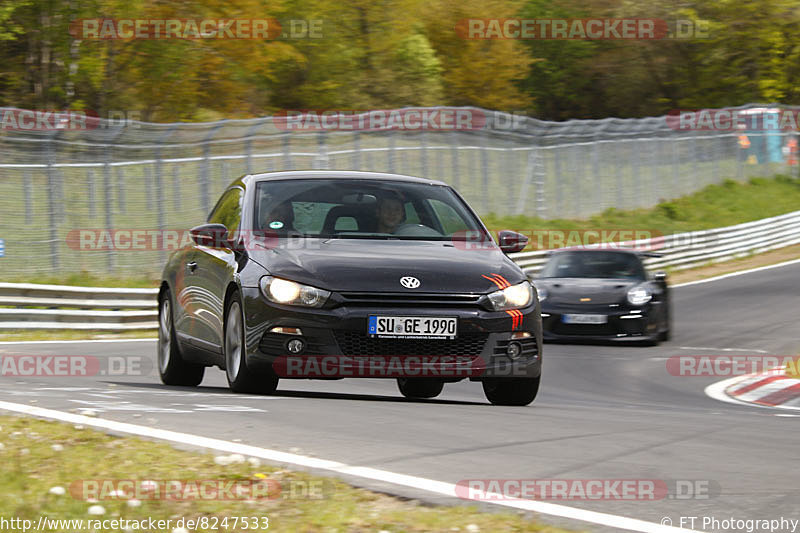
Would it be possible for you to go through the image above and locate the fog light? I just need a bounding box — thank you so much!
[507,342,522,359]
[270,326,303,335]
[287,339,305,354]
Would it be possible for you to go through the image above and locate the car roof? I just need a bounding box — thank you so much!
[242,170,449,187]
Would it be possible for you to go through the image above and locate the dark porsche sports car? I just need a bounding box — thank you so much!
[158,171,543,405]
[532,249,671,344]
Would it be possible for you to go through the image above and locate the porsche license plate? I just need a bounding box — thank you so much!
[562,314,608,324]
[368,316,457,339]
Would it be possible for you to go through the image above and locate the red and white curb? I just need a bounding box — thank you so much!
[706,369,800,411]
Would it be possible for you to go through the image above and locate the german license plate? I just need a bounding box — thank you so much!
[368,316,457,339]
[562,314,608,324]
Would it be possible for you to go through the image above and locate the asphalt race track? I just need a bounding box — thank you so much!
[1,264,799,532]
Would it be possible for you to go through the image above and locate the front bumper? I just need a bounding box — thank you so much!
[541,302,660,342]
[241,287,542,379]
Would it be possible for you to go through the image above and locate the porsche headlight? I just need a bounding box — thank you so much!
[488,281,534,311]
[260,276,330,308]
[627,285,652,306]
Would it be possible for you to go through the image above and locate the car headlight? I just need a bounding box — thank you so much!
[260,276,330,308]
[488,281,534,311]
[627,285,652,306]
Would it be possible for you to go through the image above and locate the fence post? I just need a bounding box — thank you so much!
[591,137,601,212]
[172,164,181,211]
[632,140,642,208]
[615,141,623,209]
[143,163,153,211]
[352,132,361,169]
[102,128,124,272]
[24,170,33,224]
[116,167,126,214]
[245,138,253,175]
[516,142,546,217]
[282,133,292,170]
[200,123,224,215]
[449,131,459,188]
[420,132,428,177]
[480,133,489,213]
[572,144,582,217]
[554,145,563,215]
[87,168,96,218]
[388,133,396,173]
[672,136,680,198]
[154,126,175,266]
[313,130,329,169]
[45,134,60,271]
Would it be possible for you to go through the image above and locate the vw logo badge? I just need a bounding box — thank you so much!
[400,276,420,289]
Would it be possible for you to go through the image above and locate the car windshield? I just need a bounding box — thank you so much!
[254,178,488,240]
[540,251,646,280]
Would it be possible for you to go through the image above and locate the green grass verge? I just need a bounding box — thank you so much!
[1,272,159,288]
[0,416,575,533]
[0,330,156,341]
[483,175,800,235]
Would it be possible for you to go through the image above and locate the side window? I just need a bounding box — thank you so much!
[429,199,469,234]
[208,188,243,237]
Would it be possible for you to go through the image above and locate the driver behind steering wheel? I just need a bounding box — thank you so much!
[376,195,405,234]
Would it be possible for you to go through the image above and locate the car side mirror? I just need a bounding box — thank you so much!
[653,270,667,282]
[190,223,232,248]
[497,230,528,254]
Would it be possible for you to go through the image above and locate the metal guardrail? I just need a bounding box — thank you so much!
[0,283,158,330]
[1,209,799,330]
[512,209,800,275]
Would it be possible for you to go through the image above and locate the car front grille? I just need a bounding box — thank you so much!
[333,330,488,357]
[338,292,482,307]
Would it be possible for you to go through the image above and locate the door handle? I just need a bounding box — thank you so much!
[186,261,198,273]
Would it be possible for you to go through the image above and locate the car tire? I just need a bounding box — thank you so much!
[397,378,444,399]
[224,291,279,394]
[482,375,540,406]
[158,289,205,387]
[658,304,672,342]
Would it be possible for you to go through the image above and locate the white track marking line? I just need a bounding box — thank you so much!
[672,257,800,288]
[678,346,769,354]
[0,400,698,533]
